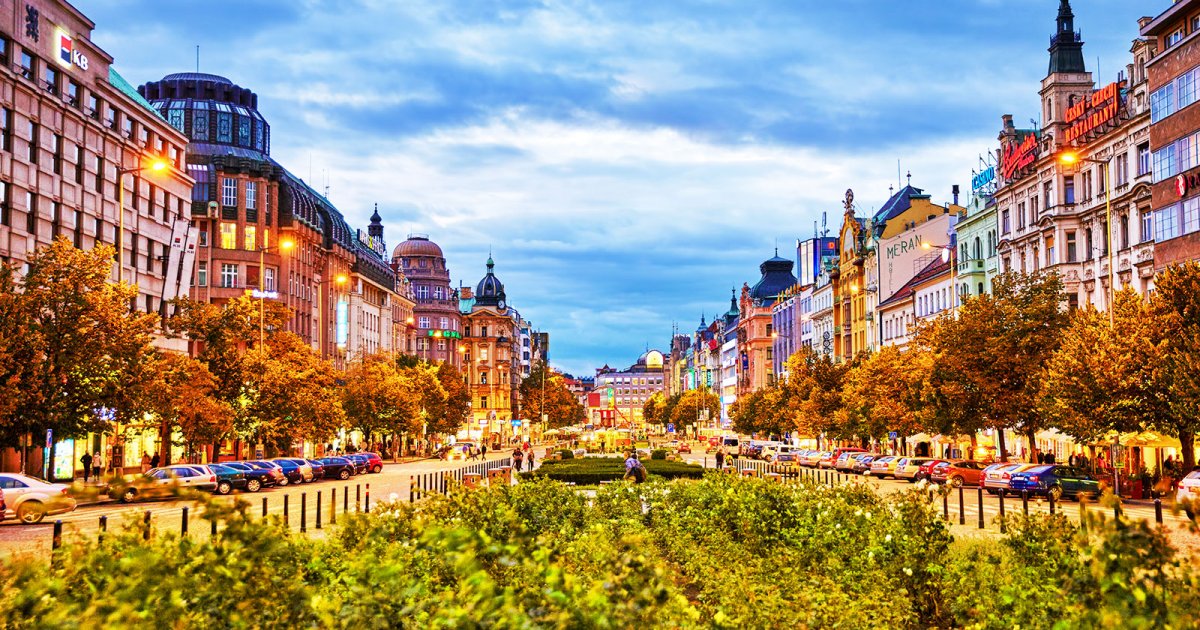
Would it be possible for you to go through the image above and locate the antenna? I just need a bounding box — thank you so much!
[897,159,902,191]
[821,211,827,237]
[195,45,200,72]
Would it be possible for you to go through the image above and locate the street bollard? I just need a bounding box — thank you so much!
[262,497,268,518]
[99,515,107,542]
[301,493,307,533]
[365,483,370,512]
[284,495,289,527]
[344,485,349,512]
[1114,502,1121,520]
[143,510,152,541]
[958,485,965,525]
[409,478,415,503]
[356,484,361,511]
[1155,498,1163,524]
[316,491,322,529]
[1049,491,1056,515]
[331,488,336,525]
[943,492,949,520]
[977,488,985,529]
[998,492,1006,533]
[211,518,218,538]
[52,519,62,550]
[181,507,189,537]
[1021,490,1029,516]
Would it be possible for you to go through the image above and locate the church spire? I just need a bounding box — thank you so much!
[1048,0,1085,75]
[368,203,383,237]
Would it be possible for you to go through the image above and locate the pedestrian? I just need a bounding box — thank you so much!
[141,452,151,473]
[80,452,93,483]
[512,448,524,472]
[1069,453,1077,467]
[624,451,646,484]
[150,452,160,468]
[526,448,536,470]
[715,447,726,470]
[481,444,488,459]
[92,451,103,481]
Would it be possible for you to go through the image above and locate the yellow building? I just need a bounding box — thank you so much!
[461,258,521,440]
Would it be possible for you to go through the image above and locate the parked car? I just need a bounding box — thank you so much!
[109,465,218,504]
[1177,469,1200,519]
[223,461,284,488]
[834,451,868,472]
[801,450,828,467]
[916,459,955,482]
[347,452,385,474]
[894,457,937,482]
[981,463,1039,495]
[930,460,987,487]
[316,456,357,480]
[245,460,294,486]
[186,464,249,495]
[1008,465,1101,501]
[0,474,77,523]
[0,488,5,523]
[827,447,866,469]
[867,455,899,478]
[761,445,799,462]
[275,458,319,483]
[851,454,877,474]
[304,459,326,479]
[270,458,315,484]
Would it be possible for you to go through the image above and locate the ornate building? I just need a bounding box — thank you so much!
[391,234,462,367]
[736,252,796,394]
[461,257,521,435]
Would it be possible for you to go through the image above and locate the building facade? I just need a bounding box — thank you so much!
[461,258,521,436]
[391,234,462,367]
[1142,2,1200,269]
[954,179,1000,300]
[737,252,796,393]
[591,351,667,426]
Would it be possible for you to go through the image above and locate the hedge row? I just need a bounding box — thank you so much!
[522,456,704,485]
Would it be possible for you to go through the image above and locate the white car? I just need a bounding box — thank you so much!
[447,442,479,461]
[761,445,799,462]
[0,473,78,524]
[1177,470,1200,519]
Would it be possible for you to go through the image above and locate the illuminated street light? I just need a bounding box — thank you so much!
[117,157,171,284]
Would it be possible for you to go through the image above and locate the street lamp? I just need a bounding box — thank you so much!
[1059,151,1116,327]
[255,238,295,346]
[117,158,169,284]
[921,241,957,311]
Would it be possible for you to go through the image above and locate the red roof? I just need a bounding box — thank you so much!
[877,255,952,309]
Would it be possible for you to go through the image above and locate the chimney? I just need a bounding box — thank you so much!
[952,184,960,205]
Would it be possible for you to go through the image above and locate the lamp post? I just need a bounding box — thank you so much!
[921,241,957,312]
[255,238,295,346]
[117,158,168,284]
[1059,151,1116,327]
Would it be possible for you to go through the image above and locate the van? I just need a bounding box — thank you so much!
[721,436,740,451]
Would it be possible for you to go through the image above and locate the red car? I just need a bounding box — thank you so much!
[930,460,987,487]
[916,459,955,482]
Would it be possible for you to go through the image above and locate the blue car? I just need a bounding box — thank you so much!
[224,461,284,488]
[1008,465,1101,501]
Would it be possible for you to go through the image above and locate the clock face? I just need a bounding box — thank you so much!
[497,299,506,309]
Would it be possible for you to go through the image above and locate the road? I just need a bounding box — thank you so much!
[0,451,523,560]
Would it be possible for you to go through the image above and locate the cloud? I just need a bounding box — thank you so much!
[85,0,1157,376]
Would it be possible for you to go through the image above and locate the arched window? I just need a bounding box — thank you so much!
[974,237,982,260]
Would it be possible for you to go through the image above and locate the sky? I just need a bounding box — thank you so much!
[87,0,1160,377]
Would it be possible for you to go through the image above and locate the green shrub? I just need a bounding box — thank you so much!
[650,449,668,460]
[522,456,703,485]
[558,449,575,459]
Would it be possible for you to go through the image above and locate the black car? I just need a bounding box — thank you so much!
[341,454,369,475]
[223,462,283,489]
[316,456,356,480]
[304,459,326,480]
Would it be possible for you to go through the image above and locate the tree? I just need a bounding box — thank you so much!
[0,238,160,473]
[424,361,469,436]
[670,387,720,430]
[343,354,424,444]
[1148,263,1200,469]
[242,333,345,454]
[784,348,854,440]
[1040,290,1161,444]
[520,361,586,428]
[838,346,930,445]
[642,392,667,426]
[132,352,234,465]
[729,385,791,437]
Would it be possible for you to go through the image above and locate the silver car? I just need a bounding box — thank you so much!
[0,474,78,524]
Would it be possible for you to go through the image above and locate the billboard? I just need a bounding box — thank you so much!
[878,213,957,303]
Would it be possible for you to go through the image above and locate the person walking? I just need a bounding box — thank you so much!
[715,447,726,470]
[526,448,536,470]
[149,452,160,468]
[140,452,151,473]
[512,447,525,472]
[80,452,93,483]
[92,451,103,481]
[481,444,488,459]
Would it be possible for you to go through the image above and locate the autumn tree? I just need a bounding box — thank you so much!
[642,392,667,426]
[670,387,720,430]
[0,238,160,473]
[729,385,791,437]
[242,333,345,454]
[131,352,234,465]
[343,354,423,443]
[424,361,469,435]
[785,347,854,440]
[1148,262,1200,469]
[838,345,931,445]
[519,362,585,428]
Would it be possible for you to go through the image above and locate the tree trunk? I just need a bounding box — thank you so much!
[1181,428,1196,470]
[969,433,978,461]
[159,419,172,466]
[997,430,1009,462]
[1025,428,1038,464]
[212,438,222,464]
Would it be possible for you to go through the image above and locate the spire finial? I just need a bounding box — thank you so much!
[906,170,911,186]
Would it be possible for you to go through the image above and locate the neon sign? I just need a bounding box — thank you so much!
[1063,82,1121,145]
[971,166,996,192]
[1000,133,1039,181]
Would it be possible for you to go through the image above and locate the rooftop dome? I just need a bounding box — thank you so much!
[474,257,506,308]
[392,234,444,259]
[749,251,798,302]
[161,72,233,85]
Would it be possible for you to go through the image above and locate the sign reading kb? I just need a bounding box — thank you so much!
[55,27,88,71]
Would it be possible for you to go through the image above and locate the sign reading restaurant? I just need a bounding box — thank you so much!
[1062,81,1122,145]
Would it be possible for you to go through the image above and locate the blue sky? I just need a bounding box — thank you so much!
[90,0,1159,376]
